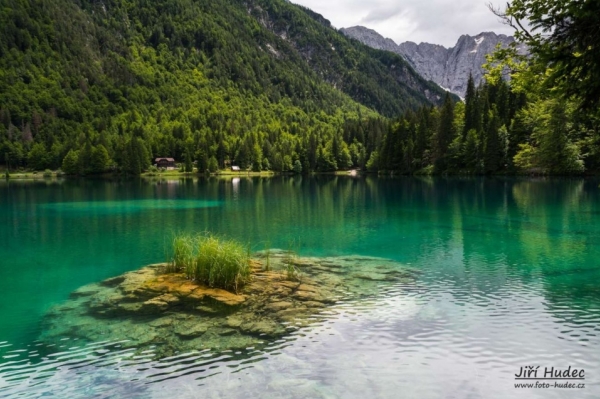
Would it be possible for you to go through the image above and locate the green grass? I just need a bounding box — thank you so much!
[166,233,251,292]
[262,240,272,272]
[285,262,300,282]
[217,170,275,176]
[167,234,195,274]
[265,248,271,271]
[284,239,302,282]
[2,169,63,179]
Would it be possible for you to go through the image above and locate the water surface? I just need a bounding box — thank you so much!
[0,176,599,398]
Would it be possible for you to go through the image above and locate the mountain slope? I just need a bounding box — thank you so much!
[341,26,525,96]
[0,0,448,172]
[250,2,447,114]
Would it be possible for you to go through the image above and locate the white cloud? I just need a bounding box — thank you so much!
[291,0,515,47]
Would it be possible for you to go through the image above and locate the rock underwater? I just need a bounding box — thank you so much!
[40,251,419,359]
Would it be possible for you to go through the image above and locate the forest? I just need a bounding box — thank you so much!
[0,0,444,175]
[0,0,598,175]
[363,0,600,175]
[363,75,599,175]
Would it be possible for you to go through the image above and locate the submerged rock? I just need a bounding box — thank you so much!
[40,252,419,358]
[174,321,208,338]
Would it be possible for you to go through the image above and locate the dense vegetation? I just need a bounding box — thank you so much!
[492,0,600,110]
[484,0,600,175]
[366,0,600,175]
[169,233,251,292]
[2,0,596,176]
[361,76,595,175]
[0,0,446,175]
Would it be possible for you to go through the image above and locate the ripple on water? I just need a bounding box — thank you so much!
[0,254,424,397]
[1,259,600,398]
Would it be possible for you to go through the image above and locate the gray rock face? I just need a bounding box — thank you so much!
[339,25,400,54]
[341,26,526,97]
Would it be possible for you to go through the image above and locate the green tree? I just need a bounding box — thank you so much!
[414,110,431,168]
[78,142,94,174]
[536,100,584,174]
[463,129,480,169]
[282,155,293,172]
[262,157,270,171]
[434,93,455,171]
[316,145,337,171]
[493,0,600,109]
[292,159,302,174]
[463,74,478,138]
[196,147,208,173]
[366,150,379,172]
[28,143,50,171]
[184,147,193,173]
[514,99,584,174]
[483,108,502,173]
[338,145,353,169]
[90,145,110,173]
[207,156,218,173]
[125,138,150,175]
[513,143,536,170]
[62,150,80,175]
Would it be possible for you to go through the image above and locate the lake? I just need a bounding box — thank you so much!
[0,176,599,398]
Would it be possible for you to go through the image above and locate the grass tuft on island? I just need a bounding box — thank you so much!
[167,233,251,292]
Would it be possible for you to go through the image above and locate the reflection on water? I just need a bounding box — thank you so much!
[41,199,222,214]
[0,176,599,398]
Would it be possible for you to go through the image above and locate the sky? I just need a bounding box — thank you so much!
[291,0,515,47]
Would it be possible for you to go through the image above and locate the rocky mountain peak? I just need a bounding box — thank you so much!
[341,26,525,97]
[340,26,399,53]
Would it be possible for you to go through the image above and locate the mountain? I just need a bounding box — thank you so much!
[0,0,450,173]
[341,26,525,97]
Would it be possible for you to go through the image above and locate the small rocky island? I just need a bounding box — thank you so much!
[41,250,419,358]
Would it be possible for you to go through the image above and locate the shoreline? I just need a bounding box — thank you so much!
[3,168,600,181]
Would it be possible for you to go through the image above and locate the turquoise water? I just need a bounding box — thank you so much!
[0,176,599,398]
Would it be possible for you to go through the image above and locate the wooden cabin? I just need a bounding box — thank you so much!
[155,158,176,169]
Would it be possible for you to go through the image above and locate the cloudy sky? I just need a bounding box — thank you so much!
[292,0,514,47]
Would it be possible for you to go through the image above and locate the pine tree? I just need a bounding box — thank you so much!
[483,107,502,173]
[463,73,477,139]
[126,138,150,175]
[415,109,430,168]
[184,147,193,172]
[495,81,510,126]
[434,93,455,171]
[463,129,479,169]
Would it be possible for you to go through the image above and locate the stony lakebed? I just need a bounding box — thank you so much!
[40,251,420,359]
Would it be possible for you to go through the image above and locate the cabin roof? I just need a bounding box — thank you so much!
[155,158,175,162]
